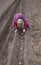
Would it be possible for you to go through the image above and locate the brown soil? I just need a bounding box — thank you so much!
[0,0,41,65]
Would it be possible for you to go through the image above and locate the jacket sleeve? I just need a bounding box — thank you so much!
[12,17,17,30]
[24,21,30,29]
[23,16,30,29]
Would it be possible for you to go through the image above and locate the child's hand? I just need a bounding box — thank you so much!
[10,27,14,31]
[23,29,26,33]
[14,29,17,33]
[11,28,14,31]
[27,26,32,30]
[29,26,32,30]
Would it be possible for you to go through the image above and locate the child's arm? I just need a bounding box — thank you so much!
[26,22,32,30]
[13,21,17,30]
[12,16,17,30]
[24,20,32,30]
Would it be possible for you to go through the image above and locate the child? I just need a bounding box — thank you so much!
[12,13,31,33]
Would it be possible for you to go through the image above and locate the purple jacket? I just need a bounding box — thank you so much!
[12,13,30,29]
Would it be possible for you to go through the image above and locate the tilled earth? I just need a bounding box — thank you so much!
[0,0,41,65]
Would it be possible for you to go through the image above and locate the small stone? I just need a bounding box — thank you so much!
[20,48,22,50]
[21,33,23,35]
[21,36,23,39]
[19,62,21,65]
[21,39,23,42]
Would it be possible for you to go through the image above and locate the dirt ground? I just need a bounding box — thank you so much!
[0,0,41,65]
[0,0,15,17]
